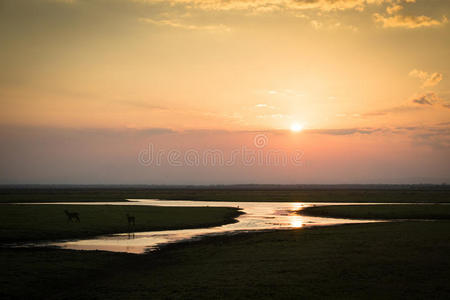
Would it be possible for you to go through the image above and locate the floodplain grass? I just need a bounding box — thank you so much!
[2,188,450,299]
[1,221,450,299]
[298,204,450,220]
[1,187,449,203]
[0,204,241,243]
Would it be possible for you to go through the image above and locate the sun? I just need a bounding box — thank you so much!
[290,122,303,132]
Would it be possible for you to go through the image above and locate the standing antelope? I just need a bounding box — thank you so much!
[64,210,80,222]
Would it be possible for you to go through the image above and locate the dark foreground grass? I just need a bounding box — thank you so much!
[298,204,450,220]
[1,187,450,203]
[0,204,241,243]
[1,221,450,299]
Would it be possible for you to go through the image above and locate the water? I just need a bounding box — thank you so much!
[38,199,383,254]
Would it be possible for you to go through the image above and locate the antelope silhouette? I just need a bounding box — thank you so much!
[126,213,135,227]
[64,210,80,222]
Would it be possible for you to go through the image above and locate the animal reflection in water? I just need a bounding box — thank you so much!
[64,210,80,222]
[127,213,136,239]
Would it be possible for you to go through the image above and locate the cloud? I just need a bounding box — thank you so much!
[391,124,450,149]
[424,73,444,87]
[386,4,403,15]
[0,125,177,137]
[139,128,176,135]
[412,97,432,105]
[310,19,358,31]
[361,92,448,117]
[373,13,448,29]
[47,0,76,3]
[132,0,444,32]
[119,100,169,111]
[304,124,450,149]
[265,89,304,97]
[409,69,443,88]
[255,104,275,109]
[256,113,291,119]
[133,0,393,13]
[41,0,445,32]
[411,92,438,105]
[139,17,231,32]
[411,127,450,149]
[411,92,449,108]
[362,105,422,117]
[305,128,381,135]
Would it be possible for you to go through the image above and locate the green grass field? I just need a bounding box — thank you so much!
[2,221,450,299]
[0,204,241,243]
[298,204,450,220]
[1,187,449,203]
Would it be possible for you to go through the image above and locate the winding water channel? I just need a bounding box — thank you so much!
[33,199,384,254]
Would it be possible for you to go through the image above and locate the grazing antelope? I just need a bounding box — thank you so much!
[64,210,80,222]
[126,213,135,227]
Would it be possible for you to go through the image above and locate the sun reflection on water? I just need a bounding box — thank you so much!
[288,203,304,227]
[289,216,304,228]
[290,202,304,210]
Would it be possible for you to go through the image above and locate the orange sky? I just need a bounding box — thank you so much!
[0,0,449,184]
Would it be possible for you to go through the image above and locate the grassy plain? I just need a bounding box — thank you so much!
[0,204,241,243]
[2,188,450,299]
[299,204,450,220]
[1,186,449,203]
[2,221,450,299]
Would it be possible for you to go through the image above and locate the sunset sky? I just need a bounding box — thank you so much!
[1,0,449,184]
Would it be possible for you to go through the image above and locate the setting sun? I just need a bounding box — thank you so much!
[290,123,303,132]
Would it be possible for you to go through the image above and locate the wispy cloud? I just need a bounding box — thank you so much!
[134,0,370,12]
[256,113,291,119]
[265,89,304,97]
[139,17,231,32]
[310,19,358,31]
[132,0,423,14]
[48,0,76,3]
[305,128,382,135]
[386,4,403,15]
[361,92,448,117]
[411,92,438,105]
[410,126,450,149]
[411,92,448,108]
[362,105,422,117]
[119,100,169,111]
[373,13,448,29]
[47,0,448,32]
[255,104,276,109]
[409,69,443,88]
[390,124,450,149]
[303,124,450,149]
